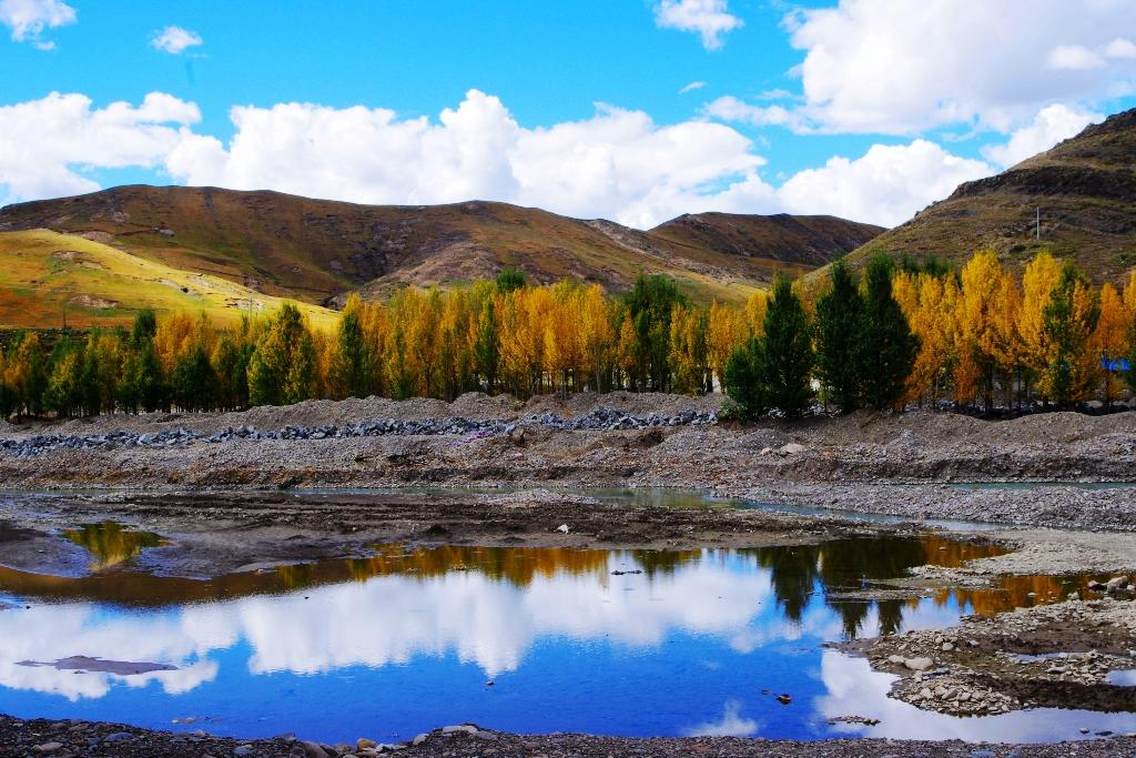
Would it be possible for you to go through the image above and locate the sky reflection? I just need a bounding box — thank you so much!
[0,539,1129,744]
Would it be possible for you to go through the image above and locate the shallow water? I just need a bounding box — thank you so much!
[0,533,1131,744]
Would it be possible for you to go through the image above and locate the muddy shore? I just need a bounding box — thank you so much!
[0,392,1132,531]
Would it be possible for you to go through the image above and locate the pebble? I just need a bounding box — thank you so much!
[0,408,719,458]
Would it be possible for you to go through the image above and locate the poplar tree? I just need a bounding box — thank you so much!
[859,255,919,411]
[473,299,500,393]
[814,260,864,413]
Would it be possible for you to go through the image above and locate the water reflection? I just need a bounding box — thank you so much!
[62,522,165,571]
[0,536,1125,744]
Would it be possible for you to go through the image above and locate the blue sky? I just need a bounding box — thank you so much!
[1,0,1135,227]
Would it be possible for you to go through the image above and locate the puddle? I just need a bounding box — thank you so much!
[1107,670,1136,686]
[0,534,1128,744]
[62,522,166,571]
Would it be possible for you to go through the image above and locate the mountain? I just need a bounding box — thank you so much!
[0,186,883,307]
[821,107,1136,286]
[0,229,336,330]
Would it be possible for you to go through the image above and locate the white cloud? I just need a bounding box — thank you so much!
[778,139,993,227]
[0,92,201,204]
[982,104,1101,168]
[704,96,807,130]
[1047,44,1105,71]
[1105,38,1136,60]
[679,80,707,94]
[682,700,760,737]
[0,0,75,48]
[164,89,775,229]
[654,0,742,51]
[2,89,1005,228]
[743,0,1136,135]
[150,25,203,55]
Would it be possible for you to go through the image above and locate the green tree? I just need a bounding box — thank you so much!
[171,345,216,412]
[1043,263,1099,408]
[496,267,526,293]
[45,338,84,417]
[858,255,919,411]
[624,274,686,391]
[723,336,767,419]
[814,260,864,413]
[248,304,314,407]
[473,299,500,393]
[758,275,814,418]
[333,309,369,399]
[9,333,47,417]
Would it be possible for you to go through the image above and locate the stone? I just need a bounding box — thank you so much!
[234,747,255,757]
[442,724,478,735]
[104,732,133,742]
[941,642,954,652]
[33,744,63,754]
[904,656,934,672]
[556,524,570,534]
[411,734,429,747]
[887,655,906,665]
[300,741,329,758]
[1106,575,1129,592]
[357,738,377,751]
[779,442,807,455]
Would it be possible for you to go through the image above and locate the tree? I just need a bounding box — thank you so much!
[814,260,864,413]
[473,299,500,393]
[8,333,47,417]
[333,296,370,399]
[858,255,919,411]
[1042,263,1099,407]
[45,338,84,417]
[171,345,216,411]
[1092,283,1130,407]
[758,275,814,418]
[624,274,686,391]
[496,267,526,293]
[248,304,315,406]
[723,337,767,419]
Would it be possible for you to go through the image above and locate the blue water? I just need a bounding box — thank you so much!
[0,540,1132,745]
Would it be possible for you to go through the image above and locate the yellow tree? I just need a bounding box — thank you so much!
[744,289,769,337]
[956,251,1008,410]
[707,300,744,392]
[668,304,708,394]
[1016,251,1063,400]
[579,284,614,392]
[1091,283,1130,406]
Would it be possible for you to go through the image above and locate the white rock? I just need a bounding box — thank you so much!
[556,524,570,534]
[904,656,934,672]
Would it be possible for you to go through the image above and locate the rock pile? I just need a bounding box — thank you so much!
[0,407,717,458]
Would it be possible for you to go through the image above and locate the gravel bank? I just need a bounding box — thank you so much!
[2,716,1134,757]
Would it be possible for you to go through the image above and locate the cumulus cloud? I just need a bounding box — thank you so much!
[0,91,201,204]
[778,140,992,227]
[164,89,776,229]
[654,0,742,51]
[2,89,1005,228]
[982,104,1101,168]
[150,25,203,55]
[0,0,75,49]
[724,0,1136,135]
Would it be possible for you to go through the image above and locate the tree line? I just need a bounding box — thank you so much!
[0,253,1133,420]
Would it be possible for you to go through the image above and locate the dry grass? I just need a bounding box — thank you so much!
[0,230,337,330]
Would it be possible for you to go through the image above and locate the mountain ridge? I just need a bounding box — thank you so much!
[0,185,883,307]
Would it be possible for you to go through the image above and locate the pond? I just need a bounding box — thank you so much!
[0,532,1130,745]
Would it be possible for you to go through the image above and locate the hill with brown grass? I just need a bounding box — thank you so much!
[817,107,1136,288]
[0,186,882,307]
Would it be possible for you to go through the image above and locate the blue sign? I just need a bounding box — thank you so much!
[1101,356,1132,373]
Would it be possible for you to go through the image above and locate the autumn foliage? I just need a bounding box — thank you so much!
[0,252,1133,420]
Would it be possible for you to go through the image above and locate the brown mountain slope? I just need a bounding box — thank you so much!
[0,186,882,307]
[818,107,1136,288]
